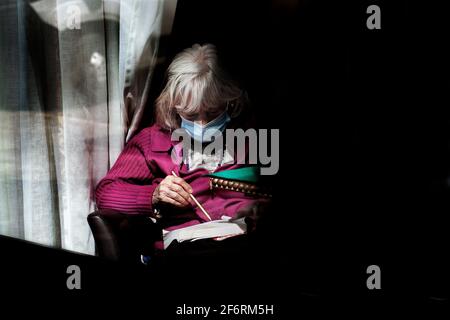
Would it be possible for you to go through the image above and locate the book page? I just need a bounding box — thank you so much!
[163,217,247,249]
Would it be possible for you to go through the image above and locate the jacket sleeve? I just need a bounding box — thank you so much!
[95,132,161,215]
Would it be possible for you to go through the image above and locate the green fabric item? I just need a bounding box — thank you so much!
[206,167,260,183]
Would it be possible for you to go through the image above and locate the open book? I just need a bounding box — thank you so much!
[162,216,247,249]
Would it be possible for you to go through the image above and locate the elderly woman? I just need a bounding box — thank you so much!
[95,44,268,256]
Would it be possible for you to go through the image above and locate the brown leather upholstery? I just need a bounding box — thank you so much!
[87,210,160,263]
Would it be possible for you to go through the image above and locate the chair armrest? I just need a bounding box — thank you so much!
[88,210,159,262]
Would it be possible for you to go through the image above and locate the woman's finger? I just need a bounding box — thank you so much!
[168,183,192,203]
[172,176,193,193]
[161,196,186,208]
[162,189,189,207]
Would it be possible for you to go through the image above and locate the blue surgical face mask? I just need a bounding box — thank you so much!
[180,110,231,142]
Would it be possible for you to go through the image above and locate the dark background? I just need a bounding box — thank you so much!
[1,0,449,313]
[164,0,450,302]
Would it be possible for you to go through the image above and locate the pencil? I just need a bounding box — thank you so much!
[171,171,212,221]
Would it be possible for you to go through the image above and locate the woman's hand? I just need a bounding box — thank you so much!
[152,175,193,208]
[234,200,271,232]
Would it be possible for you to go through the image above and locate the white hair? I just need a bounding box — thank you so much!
[155,43,246,129]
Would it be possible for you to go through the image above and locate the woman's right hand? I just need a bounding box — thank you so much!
[152,175,193,208]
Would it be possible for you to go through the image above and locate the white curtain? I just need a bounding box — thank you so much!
[0,0,176,254]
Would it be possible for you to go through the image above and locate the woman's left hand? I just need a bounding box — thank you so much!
[234,200,271,232]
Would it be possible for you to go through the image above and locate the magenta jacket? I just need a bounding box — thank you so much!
[95,124,259,233]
